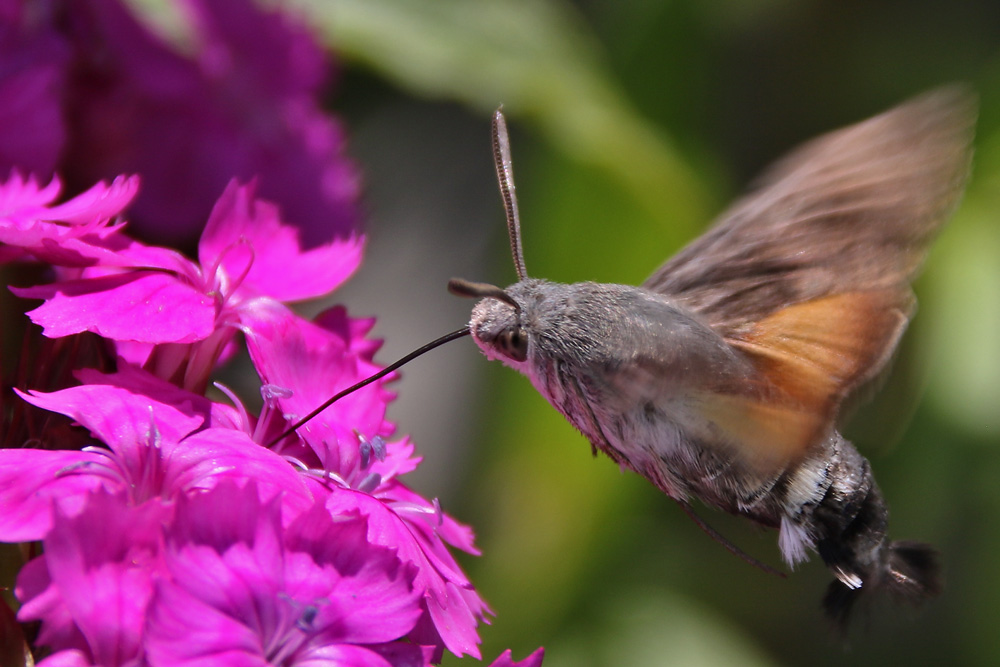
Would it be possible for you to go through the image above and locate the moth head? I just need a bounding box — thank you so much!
[448,278,529,364]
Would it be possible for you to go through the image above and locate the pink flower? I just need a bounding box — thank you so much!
[144,482,423,666]
[242,299,492,659]
[13,180,362,391]
[0,372,309,542]
[16,490,168,667]
[0,172,138,265]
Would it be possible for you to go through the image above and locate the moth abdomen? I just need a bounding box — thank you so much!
[784,433,942,627]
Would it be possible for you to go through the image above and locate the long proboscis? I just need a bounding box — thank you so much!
[266,327,471,447]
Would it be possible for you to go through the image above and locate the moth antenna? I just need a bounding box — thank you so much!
[676,500,787,579]
[492,108,528,280]
[447,277,521,315]
[266,327,471,447]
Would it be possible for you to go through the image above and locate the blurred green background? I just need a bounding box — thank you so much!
[165,0,1000,664]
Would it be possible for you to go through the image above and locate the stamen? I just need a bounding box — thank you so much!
[137,412,165,502]
[283,455,351,489]
[356,431,386,470]
[257,384,294,445]
[360,439,371,470]
[303,467,350,489]
[262,384,294,403]
[213,381,253,433]
[387,499,443,525]
[267,595,327,665]
[433,497,443,527]
[295,605,320,631]
[145,408,162,449]
[373,436,386,461]
[58,451,125,486]
[209,239,255,301]
[356,472,382,494]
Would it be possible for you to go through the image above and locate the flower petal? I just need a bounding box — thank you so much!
[0,449,104,542]
[14,271,215,343]
[44,175,139,225]
[75,366,243,431]
[36,649,94,667]
[145,578,269,667]
[488,648,546,667]
[32,492,167,665]
[285,504,421,645]
[18,382,204,447]
[167,428,312,506]
[293,644,394,667]
[15,557,85,653]
[327,490,487,659]
[199,181,362,302]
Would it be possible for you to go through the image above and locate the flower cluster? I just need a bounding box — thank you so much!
[0,0,542,665]
[0,172,544,665]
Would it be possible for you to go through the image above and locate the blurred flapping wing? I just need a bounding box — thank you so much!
[646,88,975,464]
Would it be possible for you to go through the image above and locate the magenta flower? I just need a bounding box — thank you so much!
[241,299,491,659]
[15,489,168,667]
[0,172,138,265]
[0,372,309,542]
[144,482,424,666]
[0,179,525,661]
[14,180,361,391]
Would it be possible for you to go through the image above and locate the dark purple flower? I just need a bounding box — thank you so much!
[60,0,361,245]
[0,0,69,177]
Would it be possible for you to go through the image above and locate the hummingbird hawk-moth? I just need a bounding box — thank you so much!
[449,87,974,623]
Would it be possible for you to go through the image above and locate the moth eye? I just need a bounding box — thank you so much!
[497,327,528,362]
